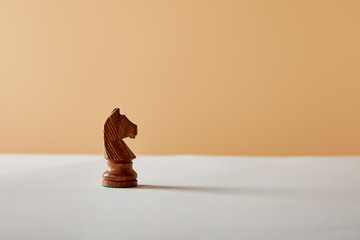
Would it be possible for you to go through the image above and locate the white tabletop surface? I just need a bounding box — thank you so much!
[0,154,360,240]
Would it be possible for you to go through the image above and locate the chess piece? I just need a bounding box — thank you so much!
[102,108,138,188]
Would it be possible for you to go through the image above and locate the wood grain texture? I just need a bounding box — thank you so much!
[102,108,138,188]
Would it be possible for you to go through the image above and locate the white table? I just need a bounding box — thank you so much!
[1,154,360,240]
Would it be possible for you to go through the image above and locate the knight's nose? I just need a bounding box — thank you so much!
[134,126,138,136]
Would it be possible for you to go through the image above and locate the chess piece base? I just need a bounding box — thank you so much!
[102,180,137,188]
[102,162,137,188]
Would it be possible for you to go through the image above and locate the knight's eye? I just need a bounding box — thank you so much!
[120,119,126,124]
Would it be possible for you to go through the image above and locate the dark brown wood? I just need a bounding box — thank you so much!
[102,108,138,188]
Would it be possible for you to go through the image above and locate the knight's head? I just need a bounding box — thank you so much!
[104,108,137,140]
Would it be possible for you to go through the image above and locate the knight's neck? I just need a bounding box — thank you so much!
[104,139,136,162]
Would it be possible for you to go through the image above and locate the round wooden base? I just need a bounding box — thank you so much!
[102,180,137,188]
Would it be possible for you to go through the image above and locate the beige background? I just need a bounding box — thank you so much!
[0,0,359,155]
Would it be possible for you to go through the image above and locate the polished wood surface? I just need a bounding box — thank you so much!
[102,108,138,188]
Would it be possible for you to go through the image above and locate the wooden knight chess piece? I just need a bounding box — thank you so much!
[102,108,138,188]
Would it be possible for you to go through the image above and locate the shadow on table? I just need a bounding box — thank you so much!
[137,185,324,198]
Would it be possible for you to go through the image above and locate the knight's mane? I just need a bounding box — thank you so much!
[104,108,124,160]
[104,108,120,141]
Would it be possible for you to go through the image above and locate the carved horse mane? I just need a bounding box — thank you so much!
[104,108,137,162]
